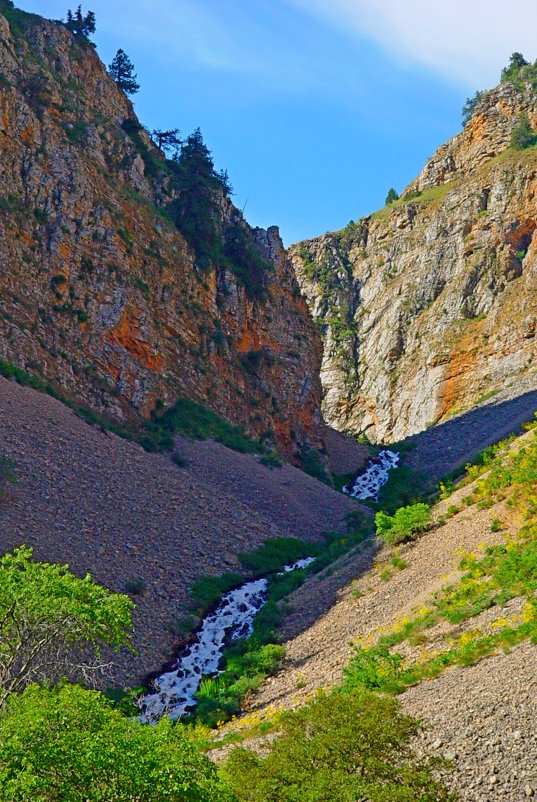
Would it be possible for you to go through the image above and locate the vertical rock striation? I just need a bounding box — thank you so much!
[292,82,537,442]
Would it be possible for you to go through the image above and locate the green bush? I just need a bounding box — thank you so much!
[171,450,189,468]
[0,546,133,708]
[259,451,283,469]
[124,577,146,596]
[376,465,427,513]
[375,502,431,544]
[298,445,331,484]
[194,643,285,726]
[238,537,316,577]
[511,113,537,149]
[343,645,405,692]
[223,689,455,802]
[152,397,262,454]
[190,572,243,616]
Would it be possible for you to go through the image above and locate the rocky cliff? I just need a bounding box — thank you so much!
[0,3,324,460]
[291,80,537,443]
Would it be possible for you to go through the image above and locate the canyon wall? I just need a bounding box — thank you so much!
[291,82,537,442]
[0,5,324,459]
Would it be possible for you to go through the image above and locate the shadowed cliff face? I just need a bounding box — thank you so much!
[0,7,324,460]
[291,82,537,443]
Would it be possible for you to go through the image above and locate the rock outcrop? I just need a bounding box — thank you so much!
[0,4,324,460]
[291,81,537,442]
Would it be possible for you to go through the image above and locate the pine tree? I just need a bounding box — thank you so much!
[152,128,181,155]
[170,129,230,269]
[501,52,529,82]
[461,90,486,126]
[385,188,399,205]
[511,113,537,150]
[109,49,140,95]
[65,5,96,41]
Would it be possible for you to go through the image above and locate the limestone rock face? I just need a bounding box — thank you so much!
[291,82,537,443]
[0,8,324,459]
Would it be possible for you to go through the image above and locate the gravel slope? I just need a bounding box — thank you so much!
[248,502,508,711]
[404,641,537,801]
[0,377,359,686]
[232,465,537,799]
[403,376,537,479]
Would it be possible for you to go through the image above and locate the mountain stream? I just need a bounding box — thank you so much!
[139,557,314,723]
[343,449,399,501]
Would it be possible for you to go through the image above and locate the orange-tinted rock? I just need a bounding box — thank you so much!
[0,10,325,460]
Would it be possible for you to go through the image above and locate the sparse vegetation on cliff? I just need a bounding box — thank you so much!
[385,187,399,204]
[64,5,96,43]
[0,1,325,464]
[461,89,488,126]
[511,113,537,149]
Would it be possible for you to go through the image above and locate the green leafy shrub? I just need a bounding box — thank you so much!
[151,397,262,454]
[223,689,455,802]
[298,444,331,484]
[259,451,283,469]
[190,573,243,616]
[172,451,189,468]
[194,643,285,726]
[121,117,163,179]
[343,645,405,692]
[0,1,40,37]
[375,503,431,544]
[390,553,408,570]
[376,465,427,513]
[124,577,146,596]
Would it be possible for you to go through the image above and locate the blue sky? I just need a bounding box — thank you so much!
[15,1,537,244]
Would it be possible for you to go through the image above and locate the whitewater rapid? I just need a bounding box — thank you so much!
[343,449,399,501]
[139,557,314,723]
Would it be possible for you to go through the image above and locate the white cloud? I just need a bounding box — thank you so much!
[287,0,537,87]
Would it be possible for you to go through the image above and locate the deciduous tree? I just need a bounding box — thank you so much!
[0,546,133,707]
[0,683,234,802]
